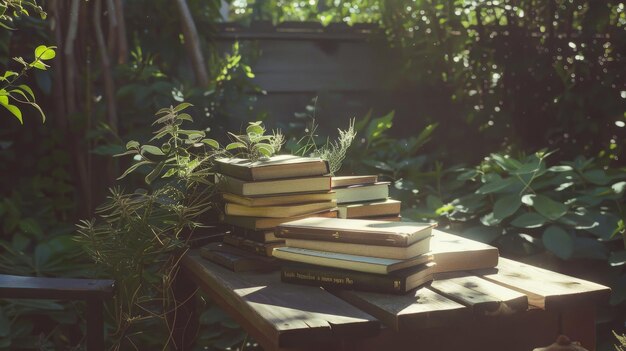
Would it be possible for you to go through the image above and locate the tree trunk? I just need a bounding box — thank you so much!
[174,0,209,87]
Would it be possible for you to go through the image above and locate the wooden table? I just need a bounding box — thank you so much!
[171,251,610,351]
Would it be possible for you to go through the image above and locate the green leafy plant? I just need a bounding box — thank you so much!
[225,121,284,161]
[77,102,221,349]
[0,0,52,124]
[615,331,626,351]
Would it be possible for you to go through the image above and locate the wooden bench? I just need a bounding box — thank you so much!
[0,274,115,351]
[171,251,610,351]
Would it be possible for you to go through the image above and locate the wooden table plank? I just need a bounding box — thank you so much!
[478,257,611,309]
[334,286,469,332]
[430,274,528,316]
[182,251,379,349]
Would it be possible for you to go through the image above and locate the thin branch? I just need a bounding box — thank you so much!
[174,0,209,86]
[114,0,128,64]
[93,0,118,133]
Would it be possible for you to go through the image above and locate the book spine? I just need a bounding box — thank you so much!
[199,249,236,271]
[281,266,405,294]
[275,227,410,247]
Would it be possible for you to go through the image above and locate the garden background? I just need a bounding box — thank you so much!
[0,0,625,349]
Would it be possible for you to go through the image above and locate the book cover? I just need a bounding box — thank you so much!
[272,246,433,274]
[199,242,278,272]
[284,235,431,260]
[281,261,435,294]
[217,174,331,197]
[331,175,378,188]
[215,155,329,181]
[222,210,338,230]
[276,217,436,247]
[223,234,284,257]
[430,230,499,273]
[223,191,336,207]
[228,225,282,243]
[225,200,337,218]
[334,182,390,204]
[337,199,401,219]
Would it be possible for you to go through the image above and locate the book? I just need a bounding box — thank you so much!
[215,155,329,181]
[331,175,378,188]
[366,214,402,222]
[334,182,389,204]
[223,191,336,207]
[281,261,435,294]
[337,199,401,219]
[225,200,337,218]
[222,210,338,230]
[228,226,282,243]
[431,230,499,273]
[223,234,284,257]
[273,246,432,274]
[284,235,431,260]
[199,242,278,272]
[276,217,436,247]
[217,174,331,197]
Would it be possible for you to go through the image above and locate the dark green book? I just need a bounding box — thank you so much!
[280,261,435,294]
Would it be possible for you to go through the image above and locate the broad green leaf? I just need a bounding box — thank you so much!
[609,251,626,267]
[490,153,522,171]
[145,161,165,184]
[254,143,274,157]
[493,193,522,220]
[202,138,219,149]
[572,237,607,260]
[426,195,444,211]
[226,142,246,150]
[246,124,264,135]
[140,144,165,156]
[480,212,501,226]
[532,195,567,220]
[457,169,478,181]
[177,113,193,122]
[583,169,610,185]
[117,160,152,179]
[476,177,516,194]
[0,101,22,123]
[542,225,574,259]
[612,181,626,194]
[173,102,193,112]
[548,165,573,172]
[34,45,56,60]
[366,110,394,140]
[126,140,140,149]
[511,212,547,228]
[30,60,48,70]
[461,226,501,243]
[17,85,35,100]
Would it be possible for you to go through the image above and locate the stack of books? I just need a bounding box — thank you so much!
[331,175,401,221]
[273,217,437,294]
[215,155,338,257]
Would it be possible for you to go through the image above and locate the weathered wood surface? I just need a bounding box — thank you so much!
[0,274,115,300]
[182,251,379,349]
[334,286,468,331]
[430,274,528,316]
[478,257,611,309]
[182,250,610,350]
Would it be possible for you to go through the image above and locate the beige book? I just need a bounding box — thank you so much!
[223,191,336,207]
[338,199,401,218]
[225,200,337,218]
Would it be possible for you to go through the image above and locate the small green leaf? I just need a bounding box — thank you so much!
[246,124,264,135]
[226,142,246,150]
[145,161,165,184]
[126,140,140,149]
[493,193,522,220]
[532,195,567,220]
[202,138,219,149]
[543,225,574,259]
[0,100,23,123]
[30,60,48,70]
[140,144,165,156]
[476,177,516,194]
[173,102,193,112]
[511,212,547,228]
[117,160,152,179]
[34,45,56,60]
[612,181,626,194]
[583,169,610,185]
[163,168,178,178]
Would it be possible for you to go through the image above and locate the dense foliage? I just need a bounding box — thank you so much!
[0,0,624,349]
